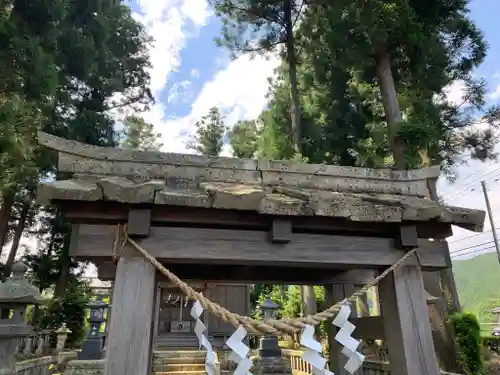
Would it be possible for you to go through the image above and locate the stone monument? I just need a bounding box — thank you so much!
[0,262,44,375]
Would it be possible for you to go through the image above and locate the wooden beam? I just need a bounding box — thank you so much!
[96,261,344,284]
[350,316,385,339]
[56,200,456,239]
[104,245,156,375]
[329,270,378,284]
[379,258,440,375]
[73,224,451,270]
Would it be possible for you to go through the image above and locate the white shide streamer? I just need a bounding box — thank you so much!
[300,325,334,375]
[190,300,216,375]
[332,304,365,374]
[226,326,253,375]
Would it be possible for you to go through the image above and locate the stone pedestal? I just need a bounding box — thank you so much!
[251,356,292,375]
[0,262,45,375]
[258,336,281,358]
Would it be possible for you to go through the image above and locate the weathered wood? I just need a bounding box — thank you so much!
[73,225,451,269]
[350,316,385,339]
[97,262,116,281]
[379,260,440,375]
[423,272,461,373]
[396,225,419,249]
[271,219,292,243]
[204,284,250,334]
[104,246,156,375]
[331,270,378,284]
[57,200,459,239]
[96,260,345,283]
[127,209,151,236]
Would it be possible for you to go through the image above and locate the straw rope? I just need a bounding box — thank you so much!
[112,224,418,335]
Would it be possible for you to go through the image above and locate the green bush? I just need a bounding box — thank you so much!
[37,281,90,347]
[449,312,484,375]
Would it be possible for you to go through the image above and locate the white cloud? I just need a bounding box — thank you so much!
[191,68,200,78]
[488,84,500,101]
[157,53,280,153]
[167,80,192,105]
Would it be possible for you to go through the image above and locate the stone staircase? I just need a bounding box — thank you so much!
[152,350,230,375]
[155,333,202,349]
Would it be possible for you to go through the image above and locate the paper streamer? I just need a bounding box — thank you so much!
[190,300,216,375]
[226,326,253,375]
[332,304,365,374]
[300,325,334,375]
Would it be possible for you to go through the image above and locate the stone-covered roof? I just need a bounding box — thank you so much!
[36,132,485,231]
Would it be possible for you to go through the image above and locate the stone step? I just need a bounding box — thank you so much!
[152,363,206,371]
[153,371,232,375]
[154,350,207,357]
[153,356,206,365]
[155,335,201,349]
[152,370,206,375]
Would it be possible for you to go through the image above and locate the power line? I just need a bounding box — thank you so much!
[451,245,496,260]
[445,168,500,200]
[450,240,494,255]
[439,161,497,195]
[447,228,498,244]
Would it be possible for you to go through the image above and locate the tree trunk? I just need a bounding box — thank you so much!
[3,199,30,278]
[302,285,317,316]
[0,190,15,257]
[284,0,302,154]
[375,47,406,169]
[54,230,72,297]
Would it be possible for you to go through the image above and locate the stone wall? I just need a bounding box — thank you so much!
[16,356,56,375]
[63,360,105,375]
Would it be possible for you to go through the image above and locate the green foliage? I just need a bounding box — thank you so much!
[211,0,301,58]
[37,281,91,347]
[121,115,163,151]
[248,0,497,175]
[187,107,228,157]
[450,312,484,375]
[228,120,259,158]
[453,253,500,326]
[0,0,154,336]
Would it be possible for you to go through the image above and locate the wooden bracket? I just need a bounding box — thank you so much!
[270,219,292,243]
[395,224,418,249]
[127,209,152,237]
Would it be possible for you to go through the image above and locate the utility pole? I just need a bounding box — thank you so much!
[481,180,500,265]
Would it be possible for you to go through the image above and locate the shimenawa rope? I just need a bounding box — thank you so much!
[112,224,418,335]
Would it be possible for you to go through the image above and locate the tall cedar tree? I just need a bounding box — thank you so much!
[212,0,303,154]
[187,107,228,157]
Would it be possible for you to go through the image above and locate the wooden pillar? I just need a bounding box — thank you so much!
[423,272,461,372]
[153,281,161,345]
[104,246,156,375]
[379,260,440,375]
[325,283,359,375]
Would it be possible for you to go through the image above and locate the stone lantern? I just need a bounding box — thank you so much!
[78,297,108,360]
[0,262,44,375]
[258,298,281,358]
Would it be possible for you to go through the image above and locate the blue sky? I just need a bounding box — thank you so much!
[123,0,500,259]
[127,0,500,152]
